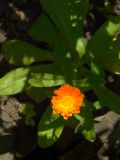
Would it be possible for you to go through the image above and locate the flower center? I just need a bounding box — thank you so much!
[61,95,74,108]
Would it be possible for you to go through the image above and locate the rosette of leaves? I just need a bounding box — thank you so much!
[0,0,120,148]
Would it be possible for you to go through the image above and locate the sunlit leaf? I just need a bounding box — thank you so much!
[91,61,105,78]
[29,63,66,87]
[51,114,60,121]
[93,101,102,110]
[87,16,120,57]
[80,106,95,141]
[67,104,95,141]
[0,68,29,95]
[2,40,53,65]
[40,0,89,63]
[29,73,65,87]
[38,105,64,148]
[76,38,86,58]
[82,129,96,142]
[70,0,89,58]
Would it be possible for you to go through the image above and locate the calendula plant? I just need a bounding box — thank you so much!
[1,0,120,148]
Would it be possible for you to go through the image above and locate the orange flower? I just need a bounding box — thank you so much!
[51,84,84,120]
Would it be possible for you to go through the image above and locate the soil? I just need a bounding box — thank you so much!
[0,0,120,160]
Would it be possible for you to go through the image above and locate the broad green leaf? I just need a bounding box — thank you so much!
[70,0,89,33]
[54,44,74,83]
[0,68,29,95]
[30,63,60,73]
[28,13,59,43]
[95,50,120,74]
[40,0,89,61]
[26,87,50,102]
[94,38,120,74]
[94,86,120,114]
[29,63,65,87]
[38,105,64,148]
[2,40,53,65]
[87,16,120,57]
[70,0,89,58]
[40,0,75,53]
[29,73,65,87]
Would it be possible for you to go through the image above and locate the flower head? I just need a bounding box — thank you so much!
[51,84,84,120]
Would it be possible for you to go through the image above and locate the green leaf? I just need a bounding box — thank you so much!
[40,0,74,53]
[38,105,64,148]
[87,16,120,57]
[68,104,95,141]
[82,129,96,142]
[89,62,105,88]
[73,78,91,91]
[74,65,105,91]
[76,38,86,58]
[30,63,60,73]
[70,0,89,58]
[25,118,35,126]
[19,103,36,126]
[40,0,89,62]
[78,108,95,141]
[88,74,105,89]
[0,68,29,95]
[74,114,84,133]
[2,40,53,65]
[19,103,36,116]
[80,106,95,141]
[74,114,84,124]
[26,87,49,102]
[29,63,66,87]
[93,101,102,110]
[29,73,65,87]
[28,13,59,43]
[51,114,60,121]
[94,86,120,114]
[94,38,120,74]
[91,61,105,78]
[70,0,89,33]
[80,106,94,130]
